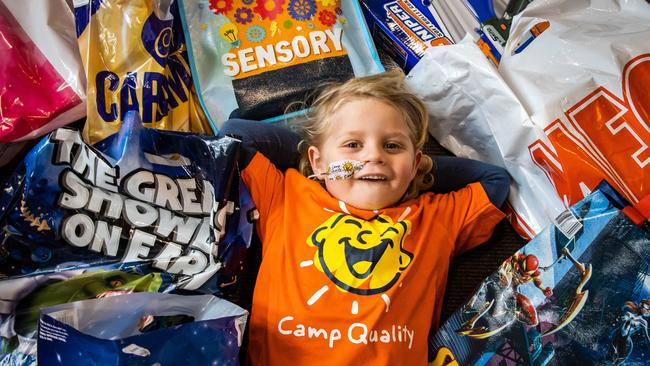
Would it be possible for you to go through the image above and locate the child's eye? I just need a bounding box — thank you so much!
[343,142,360,148]
[385,142,403,150]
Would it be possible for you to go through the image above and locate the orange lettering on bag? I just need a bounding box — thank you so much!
[528,53,650,206]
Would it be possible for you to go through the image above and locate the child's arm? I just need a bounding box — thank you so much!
[430,156,510,207]
[218,119,301,171]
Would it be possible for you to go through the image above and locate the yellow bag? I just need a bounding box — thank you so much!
[75,0,212,143]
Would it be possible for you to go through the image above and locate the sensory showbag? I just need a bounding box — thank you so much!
[37,292,247,366]
[74,0,213,144]
[0,267,170,365]
[0,0,86,143]
[408,0,650,240]
[0,111,252,296]
[429,181,650,365]
[179,0,384,129]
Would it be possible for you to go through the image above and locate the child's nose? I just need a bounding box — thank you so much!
[363,144,385,163]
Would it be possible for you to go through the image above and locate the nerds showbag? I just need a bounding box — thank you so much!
[429,182,650,365]
[0,112,254,363]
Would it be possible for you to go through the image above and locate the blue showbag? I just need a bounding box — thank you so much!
[429,181,650,365]
[37,292,247,365]
[0,111,253,295]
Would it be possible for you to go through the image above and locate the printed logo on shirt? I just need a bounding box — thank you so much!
[308,214,413,295]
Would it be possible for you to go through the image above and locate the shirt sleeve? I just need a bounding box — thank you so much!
[240,152,285,242]
[440,182,506,256]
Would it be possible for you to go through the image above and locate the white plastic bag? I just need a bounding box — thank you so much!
[408,0,650,239]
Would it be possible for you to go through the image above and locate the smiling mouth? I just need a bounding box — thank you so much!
[340,237,392,278]
[357,175,387,181]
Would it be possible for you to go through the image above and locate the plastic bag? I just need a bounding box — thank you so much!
[179,0,384,130]
[0,0,86,143]
[0,111,251,294]
[74,0,213,144]
[406,38,549,239]
[429,181,650,365]
[0,267,171,365]
[407,0,650,239]
[38,292,247,365]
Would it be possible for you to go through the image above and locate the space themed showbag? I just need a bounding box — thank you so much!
[0,267,173,365]
[37,292,247,366]
[429,181,650,365]
[0,0,86,143]
[178,0,384,130]
[74,0,213,144]
[0,111,253,296]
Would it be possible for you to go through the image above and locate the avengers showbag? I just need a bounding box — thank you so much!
[0,267,172,365]
[37,292,247,365]
[178,0,384,130]
[408,0,650,240]
[429,181,650,365]
[0,0,86,143]
[0,111,253,297]
[74,0,213,144]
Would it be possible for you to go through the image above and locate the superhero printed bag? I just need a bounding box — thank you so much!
[37,293,247,366]
[429,181,650,365]
[74,0,212,144]
[179,0,384,129]
[0,0,86,143]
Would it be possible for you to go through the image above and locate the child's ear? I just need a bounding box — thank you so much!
[308,146,325,177]
[414,150,422,172]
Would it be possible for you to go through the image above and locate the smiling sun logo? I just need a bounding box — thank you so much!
[308,214,413,295]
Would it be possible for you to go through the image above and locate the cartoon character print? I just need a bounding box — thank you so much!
[307,213,413,296]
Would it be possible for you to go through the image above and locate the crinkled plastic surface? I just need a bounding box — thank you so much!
[429,181,650,365]
[179,0,384,130]
[0,0,86,143]
[74,0,212,144]
[408,0,650,239]
[38,292,247,366]
[0,112,253,364]
[0,111,252,293]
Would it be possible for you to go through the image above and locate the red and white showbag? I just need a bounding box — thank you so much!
[408,0,650,239]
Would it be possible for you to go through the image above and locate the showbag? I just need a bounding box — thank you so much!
[498,0,650,237]
[179,0,384,129]
[75,0,213,144]
[0,111,252,296]
[408,0,650,239]
[37,293,247,365]
[429,181,650,365]
[0,0,86,143]
[0,267,170,365]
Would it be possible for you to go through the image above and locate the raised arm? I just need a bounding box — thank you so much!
[430,156,510,207]
[218,119,301,171]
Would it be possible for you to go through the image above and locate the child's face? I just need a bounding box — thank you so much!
[308,98,422,210]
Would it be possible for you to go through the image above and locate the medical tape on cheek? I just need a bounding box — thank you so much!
[308,160,366,181]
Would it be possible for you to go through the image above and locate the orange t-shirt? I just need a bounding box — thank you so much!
[242,153,504,365]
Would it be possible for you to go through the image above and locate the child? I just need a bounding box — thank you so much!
[220,69,510,364]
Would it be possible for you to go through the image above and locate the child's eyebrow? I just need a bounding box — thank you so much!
[334,131,410,140]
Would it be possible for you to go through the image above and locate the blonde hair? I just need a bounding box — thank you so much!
[297,68,433,201]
